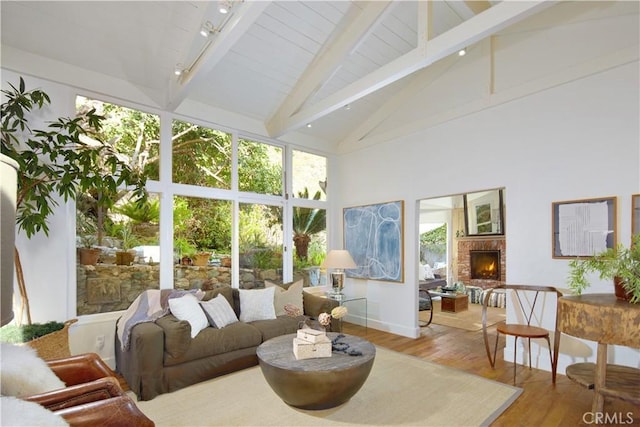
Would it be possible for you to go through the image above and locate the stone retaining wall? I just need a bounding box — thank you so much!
[77,264,311,315]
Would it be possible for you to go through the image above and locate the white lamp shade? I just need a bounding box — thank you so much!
[321,250,356,269]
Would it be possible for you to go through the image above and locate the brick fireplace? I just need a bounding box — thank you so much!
[457,237,505,289]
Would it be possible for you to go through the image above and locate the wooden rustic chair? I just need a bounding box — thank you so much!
[482,284,562,385]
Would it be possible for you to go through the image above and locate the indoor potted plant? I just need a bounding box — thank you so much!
[567,234,640,303]
[1,77,148,323]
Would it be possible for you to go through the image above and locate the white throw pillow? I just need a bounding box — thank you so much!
[200,294,238,328]
[0,343,66,397]
[239,287,276,322]
[423,264,435,280]
[266,280,304,316]
[168,294,209,338]
[0,396,69,426]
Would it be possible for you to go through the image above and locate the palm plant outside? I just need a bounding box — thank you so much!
[293,188,326,261]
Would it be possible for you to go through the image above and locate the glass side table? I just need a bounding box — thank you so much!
[328,295,367,332]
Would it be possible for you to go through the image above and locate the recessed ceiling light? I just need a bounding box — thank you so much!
[306,123,312,128]
[458,48,467,57]
[344,104,351,110]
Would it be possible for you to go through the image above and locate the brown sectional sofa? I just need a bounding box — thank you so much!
[115,286,338,401]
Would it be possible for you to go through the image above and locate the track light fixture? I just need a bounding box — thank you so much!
[176,2,238,79]
[200,21,215,37]
[219,1,231,14]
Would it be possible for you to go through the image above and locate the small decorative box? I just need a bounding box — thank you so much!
[297,328,327,343]
[293,336,331,360]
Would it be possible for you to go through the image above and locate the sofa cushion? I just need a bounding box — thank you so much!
[200,294,238,328]
[163,321,263,367]
[168,294,208,338]
[156,315,192,359]
[249,315,304,342]
[266,279,304,316]
[202,286,234,307]
[239,287,276,322]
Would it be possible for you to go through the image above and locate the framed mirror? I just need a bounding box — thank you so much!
[463,188,504,236]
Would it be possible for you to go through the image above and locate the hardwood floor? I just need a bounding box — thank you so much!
[342,321,639,426]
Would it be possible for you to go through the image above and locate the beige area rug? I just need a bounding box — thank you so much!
[132,347,521,426]
[420,300,506,331]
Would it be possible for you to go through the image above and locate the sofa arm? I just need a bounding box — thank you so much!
[302,291,338,317]
[115,321,165,401]
[47,352,116,386]
[303,292,340,331]
[23,376,123,411]
[54,395,155,427]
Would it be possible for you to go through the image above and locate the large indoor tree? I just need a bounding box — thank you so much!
[1,78,148,324]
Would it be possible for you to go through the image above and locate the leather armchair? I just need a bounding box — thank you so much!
[54,395,154,427]
[46,352,117,386]
[24,353,154,427]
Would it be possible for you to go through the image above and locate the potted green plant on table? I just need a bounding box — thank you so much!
[1,77,148,323]
[567,234,640,303]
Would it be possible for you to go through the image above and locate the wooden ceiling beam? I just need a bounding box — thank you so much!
[267,0,554,139]
[265,1,393,138]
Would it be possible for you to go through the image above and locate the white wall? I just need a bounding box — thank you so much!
[333,62,640,372]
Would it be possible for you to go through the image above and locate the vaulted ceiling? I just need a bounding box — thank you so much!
[1,1,557,150]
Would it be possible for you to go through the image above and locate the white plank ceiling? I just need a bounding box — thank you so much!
[1,1,558,149]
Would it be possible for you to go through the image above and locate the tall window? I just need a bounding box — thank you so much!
[174,196,232,288]
[75,97,328,314]
[292,150,326,200]
[238,138,282,195]
[291,150,327,284]
[172,119,232,189]
[239,202,283,288]
[76,94,161,315]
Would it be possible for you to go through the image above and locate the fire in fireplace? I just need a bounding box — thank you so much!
[470,250,500,280]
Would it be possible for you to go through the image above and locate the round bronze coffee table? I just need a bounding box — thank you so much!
[256,333,375,410]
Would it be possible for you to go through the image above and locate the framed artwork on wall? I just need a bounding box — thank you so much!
[343,200,404,282]
[633,194,640,239]
[552,196,617,259]
[463,188,504,236]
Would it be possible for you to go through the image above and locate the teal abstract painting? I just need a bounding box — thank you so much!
[343,200,404,282]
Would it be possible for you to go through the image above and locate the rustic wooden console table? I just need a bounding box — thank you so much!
[557,294,640,413]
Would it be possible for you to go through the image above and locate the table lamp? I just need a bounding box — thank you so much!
[321,250,357,297]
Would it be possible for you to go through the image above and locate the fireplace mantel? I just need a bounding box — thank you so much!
[457,236,505,242]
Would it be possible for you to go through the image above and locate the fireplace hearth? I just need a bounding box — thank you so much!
[470,250,500,280]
